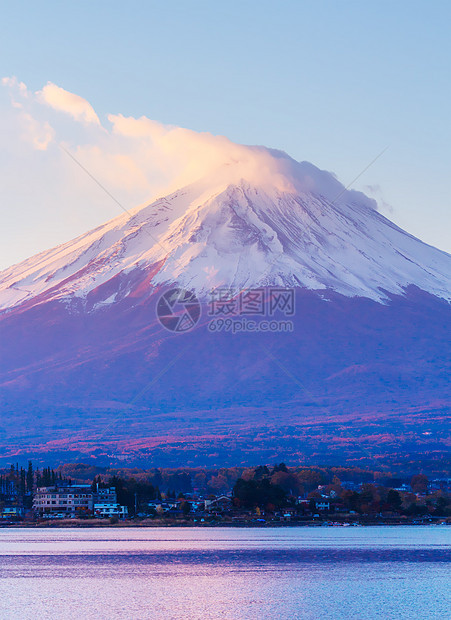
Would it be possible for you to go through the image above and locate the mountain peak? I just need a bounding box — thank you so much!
[0,150,450,311]
[174,145,377,213]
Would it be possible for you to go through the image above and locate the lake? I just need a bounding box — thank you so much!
[0,526,450,619]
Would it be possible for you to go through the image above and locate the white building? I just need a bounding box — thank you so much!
[0,506,24,519]
[316,501,330,511]
[33,484,128,519]
[94,502,128,518]
[93,486,128,518]
[33,484,93,517]
[204,496,233,511]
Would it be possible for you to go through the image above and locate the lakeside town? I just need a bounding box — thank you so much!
[1,462,450,526]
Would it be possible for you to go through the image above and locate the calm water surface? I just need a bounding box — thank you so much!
[0,526,450,619]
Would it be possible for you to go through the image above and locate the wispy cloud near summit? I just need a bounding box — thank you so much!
[0,78,251,267]
[0,77,310,222]
[2,77,267,203]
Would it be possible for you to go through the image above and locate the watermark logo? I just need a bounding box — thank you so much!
[156,288,201,333]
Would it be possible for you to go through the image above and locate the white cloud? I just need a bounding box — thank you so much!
[0,77,250,269]
[1,76,28,95]
[1,76,298,211]
[2,76,55,151]
[38,82,100,125]
[0,76,309,269]
[21,112,54,150]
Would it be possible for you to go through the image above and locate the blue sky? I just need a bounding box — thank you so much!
[0,0,450,269]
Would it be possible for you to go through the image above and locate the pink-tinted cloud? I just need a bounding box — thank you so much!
[2,76,301,203]
[39,82,100,124]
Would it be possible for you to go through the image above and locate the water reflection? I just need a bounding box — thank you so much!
[0,527,449,620]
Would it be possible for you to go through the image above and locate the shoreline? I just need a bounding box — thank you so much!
[2,519,449,528]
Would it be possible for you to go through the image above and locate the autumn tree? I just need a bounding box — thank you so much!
[410,474,428,494]
[233,478,286,510]
[387,489,402,510]
[297,470,323,492]
[270,471,304,496]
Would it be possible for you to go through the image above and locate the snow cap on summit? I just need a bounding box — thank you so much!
[0,142,449,310]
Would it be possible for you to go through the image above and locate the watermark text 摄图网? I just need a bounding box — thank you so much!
[207,287,295,317]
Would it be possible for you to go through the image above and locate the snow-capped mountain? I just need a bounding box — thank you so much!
[0,145,450,467]
[0,147,450,312]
